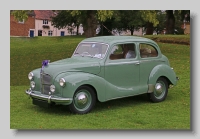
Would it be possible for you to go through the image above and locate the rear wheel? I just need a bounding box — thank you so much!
[69,86,96,114]
[149,77,168,103]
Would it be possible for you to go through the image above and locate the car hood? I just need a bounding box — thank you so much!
[42,56,101,78]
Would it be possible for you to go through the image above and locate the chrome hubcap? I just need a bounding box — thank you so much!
[77,94,88,106]
[155,83,162,95]
[74,90,91,111]
[154,82,165,99]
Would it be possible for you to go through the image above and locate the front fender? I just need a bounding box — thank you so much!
[56,72,106,102]
[148,64,178,87]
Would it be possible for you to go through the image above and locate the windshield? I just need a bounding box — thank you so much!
[73,42,109,59]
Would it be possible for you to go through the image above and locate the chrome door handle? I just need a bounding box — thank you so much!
[135,62,140,65]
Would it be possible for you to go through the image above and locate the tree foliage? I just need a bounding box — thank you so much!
[112,10,144,35]
[11,10,189,37]
[99,10,159,36]
[140,10,159,27]
[52,10,114,37]
[164,10,190,34]
[10,10,32,22]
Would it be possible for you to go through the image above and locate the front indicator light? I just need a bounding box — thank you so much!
[30,81,35,89]
[50,85,55,93]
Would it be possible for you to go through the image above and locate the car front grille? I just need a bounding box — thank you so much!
[40,72,52,95]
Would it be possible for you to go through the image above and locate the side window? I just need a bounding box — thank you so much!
[109,43,136,60]
[139,43,158,58]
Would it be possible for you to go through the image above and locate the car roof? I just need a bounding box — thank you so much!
[81,36,157,46]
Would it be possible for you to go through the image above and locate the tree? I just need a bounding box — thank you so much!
[52,10,114,37]
[165,10,175,34]
[11,10,114,37]
[110,10,159,35]
[164,10,190,34]
[69,10,114,37]
[52,10,160,36]
[10,10,33,22]
[179,10,190,22]
[112,10,143,35]
[98,18,114,36]
[140,10,159,35]
[156,11,166,34]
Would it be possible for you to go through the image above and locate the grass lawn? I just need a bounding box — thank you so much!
[10,36,190,129]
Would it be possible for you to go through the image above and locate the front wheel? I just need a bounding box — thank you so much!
[69,86,96,114]
[149,77,168,103]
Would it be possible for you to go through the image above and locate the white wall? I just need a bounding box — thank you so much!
[35,19,83,36]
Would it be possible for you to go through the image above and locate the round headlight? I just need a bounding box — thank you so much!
[50,85,55,93]
[30,81,35,89]
[28,72,34,80]
[59,78,66,87]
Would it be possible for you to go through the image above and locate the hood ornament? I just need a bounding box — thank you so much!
[41,60,50,72]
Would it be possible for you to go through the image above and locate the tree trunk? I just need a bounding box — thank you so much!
[83,11,97,38]
[146,22,153,35]
[130,26,134,35]
[130,29,133,35]
[166,10,175,34]
[76,25,79,35]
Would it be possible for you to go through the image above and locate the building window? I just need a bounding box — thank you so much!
[43,20,48,24]
[18,19,24,24]
[48,31,53,36]
[38,30,42,36]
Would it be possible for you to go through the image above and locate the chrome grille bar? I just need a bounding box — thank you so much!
[40,72,52,95]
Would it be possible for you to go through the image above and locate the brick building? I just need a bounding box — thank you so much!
[10,11,35,37]
[10,10,83,37]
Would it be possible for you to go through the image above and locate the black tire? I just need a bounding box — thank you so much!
[149,77,168,103]
[69,86,96,114]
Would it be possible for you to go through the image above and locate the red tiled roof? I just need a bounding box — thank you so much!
[34,10,56,20]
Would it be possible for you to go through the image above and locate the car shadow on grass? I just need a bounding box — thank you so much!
[33,93,152,115]
[93,93,151,113]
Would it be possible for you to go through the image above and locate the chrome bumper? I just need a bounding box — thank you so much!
[25,88,72,104]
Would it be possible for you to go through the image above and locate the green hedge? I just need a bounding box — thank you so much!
[144,35,190,45]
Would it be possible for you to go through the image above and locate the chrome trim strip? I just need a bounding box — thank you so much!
[140,59,163,62]
[107,61,140,65]
[25,89,72,104]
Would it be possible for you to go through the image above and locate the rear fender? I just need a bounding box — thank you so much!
[148,64,178,93]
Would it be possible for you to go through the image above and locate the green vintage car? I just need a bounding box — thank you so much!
[25,36,179,114]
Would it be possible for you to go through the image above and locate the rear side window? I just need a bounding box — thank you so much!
[139,43,158,58]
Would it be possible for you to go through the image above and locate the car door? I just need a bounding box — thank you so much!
[138,42,161,93]
[104,43,140,100]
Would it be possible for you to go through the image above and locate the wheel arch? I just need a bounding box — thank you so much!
[148,64,178,93]
[78,84,99,102]
[60,72,106,102]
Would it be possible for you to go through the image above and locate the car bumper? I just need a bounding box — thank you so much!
[25,88,72,104]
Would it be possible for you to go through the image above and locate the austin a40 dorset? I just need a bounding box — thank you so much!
[25,36,179,114]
